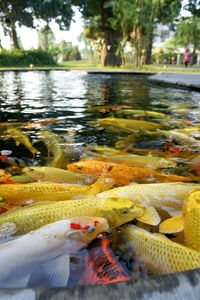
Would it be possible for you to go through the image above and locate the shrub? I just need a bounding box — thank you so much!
[0,49,57,67]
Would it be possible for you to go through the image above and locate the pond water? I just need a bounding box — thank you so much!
[0,70,200,287]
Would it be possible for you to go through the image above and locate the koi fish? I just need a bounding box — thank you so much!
[115,109,168,119]
[79,236,130,285]
[1,128,39,157]
[150,129,200,148]
[0,174,114,204]
[22,166,97,185]
[0,216,108,288]
[159,190,200,252]
[163,142,181,156]
[87,105,132,111]
[120,224,200,274]
[0,122,28,127]
[0,197,160,238]
[25,118,58,129]
[97,182,200,216]
[67,160,192,185]
[37,130,68,168]
[0,155,26,168]
[0,170,12,183]
[93,153,177,169]
[89,118,164,133]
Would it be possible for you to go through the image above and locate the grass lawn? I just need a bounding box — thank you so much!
[0,60,200,73]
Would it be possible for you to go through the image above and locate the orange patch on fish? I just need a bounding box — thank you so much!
[79,236,131,285]
[87,105,132,112]
[67,160,192,185]
[164,142,181,156]
[0,169,12,183]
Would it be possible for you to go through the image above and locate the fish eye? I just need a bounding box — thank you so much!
[88,226,95,233]
[121,209,128,214]
[29,168,34,172]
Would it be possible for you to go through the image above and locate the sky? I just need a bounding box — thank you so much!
[0,7,84,50]
[0,2,191,50]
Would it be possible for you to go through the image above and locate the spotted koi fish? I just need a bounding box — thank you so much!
[79,236,130,285]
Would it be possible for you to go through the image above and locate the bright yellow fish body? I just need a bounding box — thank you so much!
[22,166,97,185]
[115,109,168,119]
[2,128,39,156]
[0,197,158,237]
[94,153,177,169]
[37,130,68,168]
[160,191,200,252]
[0,175,113,204]
[120,224,200,274]
[89,118,164,133]
[97,182,200,215]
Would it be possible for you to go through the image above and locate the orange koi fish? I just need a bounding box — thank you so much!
[0,170,12,183]
[79,236,131,285]
[164,142,181,156]
[87,105,132,112]
[67,160,192,185]
[0,122,28,127]
[25,119,58,129]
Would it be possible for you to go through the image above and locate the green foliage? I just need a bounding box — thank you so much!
[0,49,57,67]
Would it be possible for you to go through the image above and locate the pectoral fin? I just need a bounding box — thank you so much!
[136,206,161,226]
[159,215,184,234]
[42,254,70,287]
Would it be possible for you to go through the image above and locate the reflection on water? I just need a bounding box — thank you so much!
[0,71,200,287]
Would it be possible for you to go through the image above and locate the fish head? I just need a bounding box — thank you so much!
[22,166,44,180]
[66,216,109,245]
[98,197,144,227]
[67,162,85,173]
[184,190,200,212]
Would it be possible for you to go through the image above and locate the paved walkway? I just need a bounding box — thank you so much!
[148,72,200,91]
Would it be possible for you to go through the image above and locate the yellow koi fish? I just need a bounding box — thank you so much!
[89,118,164,133]
[22,166,97,185]
[37,130,68,168]
[120,224,200,274]
[115,109,168,119]
[93,153,177,169]
[97,182,200,216]
[1,128,39,156]
[150,129,200,148]
[0,197,160,237]
[0,175,114,204]
[159,190,200,252]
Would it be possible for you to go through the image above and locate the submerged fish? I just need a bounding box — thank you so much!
[0,216,108,288]
[120,224,200,274]
[87,105,132,111]
[0,169,12,183]
[67,160,192,185]
[89,118,164,133]
[94,153,177,169]
[97,182,200,216]
[79,236,130,285]
[1,128,39,156]
[0,174,114,204]
[23,166,97,185]
[0,155,26,168]
[37,130,68,168]
[159,190,200,252]
[115,109,168,119]
[0,197,160,237]
[25,118,58,129]
[150,129,200,148]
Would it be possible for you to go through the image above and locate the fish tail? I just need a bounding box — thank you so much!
[89,173,115,194]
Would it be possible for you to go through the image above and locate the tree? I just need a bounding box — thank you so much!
[0,0,73,49]
[38,25,55,52]
[107,0,182,67]
[74,0,121,67]
[172,16,200,65]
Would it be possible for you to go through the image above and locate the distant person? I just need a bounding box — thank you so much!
[183,48,191,68]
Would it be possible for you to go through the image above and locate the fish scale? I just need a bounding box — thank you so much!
[0,174,113,204]
[120,225,200,274]
[0,197,149,237]
[97,182,200,214]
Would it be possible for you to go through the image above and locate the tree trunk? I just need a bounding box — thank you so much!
[10,24,20,49]
[143,27,153,65]
[100,0,121,67]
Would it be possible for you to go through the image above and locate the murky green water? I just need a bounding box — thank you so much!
[0,71,200,287]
